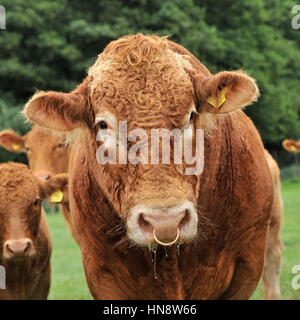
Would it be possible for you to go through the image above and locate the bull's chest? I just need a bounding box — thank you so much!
[83,241,236,300]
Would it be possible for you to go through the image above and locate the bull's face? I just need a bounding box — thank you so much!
[0,126,70,181]
[0,163,68,261]
[88,40,200,247]
[93,115,200,247]
[23,34,259,248]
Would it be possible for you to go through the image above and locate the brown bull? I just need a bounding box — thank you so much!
[0,126,78,243]
[0,162,68,299]
[24,34,274,299]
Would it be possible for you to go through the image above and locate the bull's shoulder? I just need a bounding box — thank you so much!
[216,110,266,157]
[200,110,274,229]
[264,149,281,183]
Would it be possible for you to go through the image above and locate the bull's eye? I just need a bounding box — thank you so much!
[33,199,39,206]
[57,143,64,148]
[99,121,108,130]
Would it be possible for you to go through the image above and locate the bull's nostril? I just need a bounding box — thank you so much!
[6,244,14,254]
[24,242,31,253]
[138,214,153,234]
[179,209,191,230]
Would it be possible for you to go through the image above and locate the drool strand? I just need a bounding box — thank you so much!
[164,246,168,257]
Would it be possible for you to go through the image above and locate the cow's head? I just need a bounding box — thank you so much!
[282,139,300,153]
[0,126,70,181]
[0,163,68,261]
[23,34,259,248]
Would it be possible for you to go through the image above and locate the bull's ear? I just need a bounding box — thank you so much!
[39,173,69,204]
[282,139,300,153]
[23,79,90,131]
[0,130,26,153]
[194,70,259,114]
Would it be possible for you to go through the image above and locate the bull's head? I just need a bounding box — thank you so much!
[23,34,259,248]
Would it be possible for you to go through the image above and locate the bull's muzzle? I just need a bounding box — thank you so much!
[128,201,198,246]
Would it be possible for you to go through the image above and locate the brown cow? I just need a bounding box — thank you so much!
[24,34,274,299]
[282,139,300,153]
[282,139,300,178]
[0,126,78,243]
[0,162,68,300]
[262,150,283,300]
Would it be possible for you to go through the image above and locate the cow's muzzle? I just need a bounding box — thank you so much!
[3,238,35,260]
[34,171,52,181]
[127,201,198,246]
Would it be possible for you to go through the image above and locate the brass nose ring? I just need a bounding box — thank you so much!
[153,228,180,246]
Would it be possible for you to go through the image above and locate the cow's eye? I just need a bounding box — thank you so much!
[33,199,40,206]
[99,121,108,130]
[25,147,30,152]
[57,143,64,148]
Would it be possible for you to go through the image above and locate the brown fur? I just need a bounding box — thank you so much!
[0,163,51,300]
[0,163,68,300]
[24,34,273,299]
[0,126,78,243]
[262,150,283,300]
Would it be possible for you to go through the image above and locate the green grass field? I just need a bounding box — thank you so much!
[47,182,300,300]
[47,214,91,300]
[252,181,300,300]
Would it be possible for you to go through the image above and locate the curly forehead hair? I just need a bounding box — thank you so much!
[0,163,39,206]
[102,33,171,65]
[88,34,195,129]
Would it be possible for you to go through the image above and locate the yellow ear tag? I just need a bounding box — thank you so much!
[207,87,227,109]
[50,190,64,203]
[290,145,297,152]
[12,143,20,150]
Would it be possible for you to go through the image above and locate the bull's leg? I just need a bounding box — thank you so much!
[219,226,270,300]
[262,195,283,300]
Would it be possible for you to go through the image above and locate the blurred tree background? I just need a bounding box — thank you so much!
[0,0,299,166]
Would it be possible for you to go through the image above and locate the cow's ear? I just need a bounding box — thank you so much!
[23,79,90,131]
[0,130,26,153]
[282,139,300,153]
[194,70,259,114]
[39,173,69,204]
